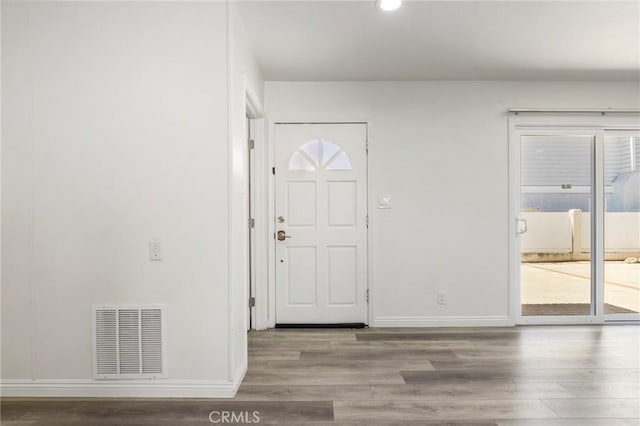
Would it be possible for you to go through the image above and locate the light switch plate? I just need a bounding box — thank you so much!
[149,240,162,261]
[378,195,392,209]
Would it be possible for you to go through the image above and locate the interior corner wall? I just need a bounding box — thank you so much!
[228,3,264,385]
[264,81,640,327]
[2,1,232,396]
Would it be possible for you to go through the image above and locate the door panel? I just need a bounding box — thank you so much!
[287,247,317,305]
[604,133,640,317]
[287,182,317,226]
[519,135,594,317]
[328,246,358,305]
[275,123,368,324]
[328,181,357,226]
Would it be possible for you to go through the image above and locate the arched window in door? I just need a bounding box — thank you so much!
[288,139,352,171]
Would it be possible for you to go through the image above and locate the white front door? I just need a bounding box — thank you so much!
[275,123,368,324]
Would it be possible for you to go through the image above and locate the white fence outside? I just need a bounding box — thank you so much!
[521,213,572,253]
[580,213,640,253]
[522,211,640,255]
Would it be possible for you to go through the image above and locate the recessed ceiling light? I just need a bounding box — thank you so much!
[377,0,402,12]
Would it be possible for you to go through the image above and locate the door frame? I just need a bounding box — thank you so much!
[244,90,267,331]
[262,121,371,328]
[508,114,640,325]
[247,116,256,330]
[601,128,640,323]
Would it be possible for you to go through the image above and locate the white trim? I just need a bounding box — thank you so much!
[509,108,640,115]
[0,360,247,399]
[373,316,514,328]
[510,116,640,131]
[365,119,375,328]
[517,315,602,325]
[0,379,241,399]
[267,119,277,328]
[245,86,265,331]
[232,356,247,396]
[605,314,640,322]
[508,117,521,324]
[248,117,256,330]
[593,132,605,319]
[252,118,270,330]
[245,86,263,119]
[245,81,264,121]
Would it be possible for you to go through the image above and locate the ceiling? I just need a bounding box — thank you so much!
[236,0,640,81]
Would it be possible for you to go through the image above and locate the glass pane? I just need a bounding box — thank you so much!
[321,140,341,166]
[326,151,352,170]
[288,151,316,171]
[604,135,640,315]
[299,140,321,167]
[520,135,594,316]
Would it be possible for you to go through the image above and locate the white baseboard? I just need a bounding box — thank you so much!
[2,363,249,398]
[232,358,247,395]
[372,315,514,327]
[0,379,239,398]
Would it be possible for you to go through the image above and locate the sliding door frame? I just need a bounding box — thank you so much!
[508,115,640,325]
[602,129,640,323]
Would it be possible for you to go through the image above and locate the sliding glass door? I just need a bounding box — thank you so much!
[518,135,595,318]
[512,125,640,323]
[603,132,640,320]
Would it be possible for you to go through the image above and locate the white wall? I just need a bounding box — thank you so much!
[227,2,264,384]
[265,81,640,326]
[2,2,235,396]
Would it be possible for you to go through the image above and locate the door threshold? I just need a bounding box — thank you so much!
[275,323,366,329]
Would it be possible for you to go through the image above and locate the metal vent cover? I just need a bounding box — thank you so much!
[93,305,167,379]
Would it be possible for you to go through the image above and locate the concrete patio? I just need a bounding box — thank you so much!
[522,261,640,315]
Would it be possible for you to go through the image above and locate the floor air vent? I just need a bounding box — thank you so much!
[93,305,167,379]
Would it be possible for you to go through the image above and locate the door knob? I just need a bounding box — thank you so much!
[277,230,291,241]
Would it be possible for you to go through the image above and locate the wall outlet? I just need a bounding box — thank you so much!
[437,290,447,305]
[149,240,162,261]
